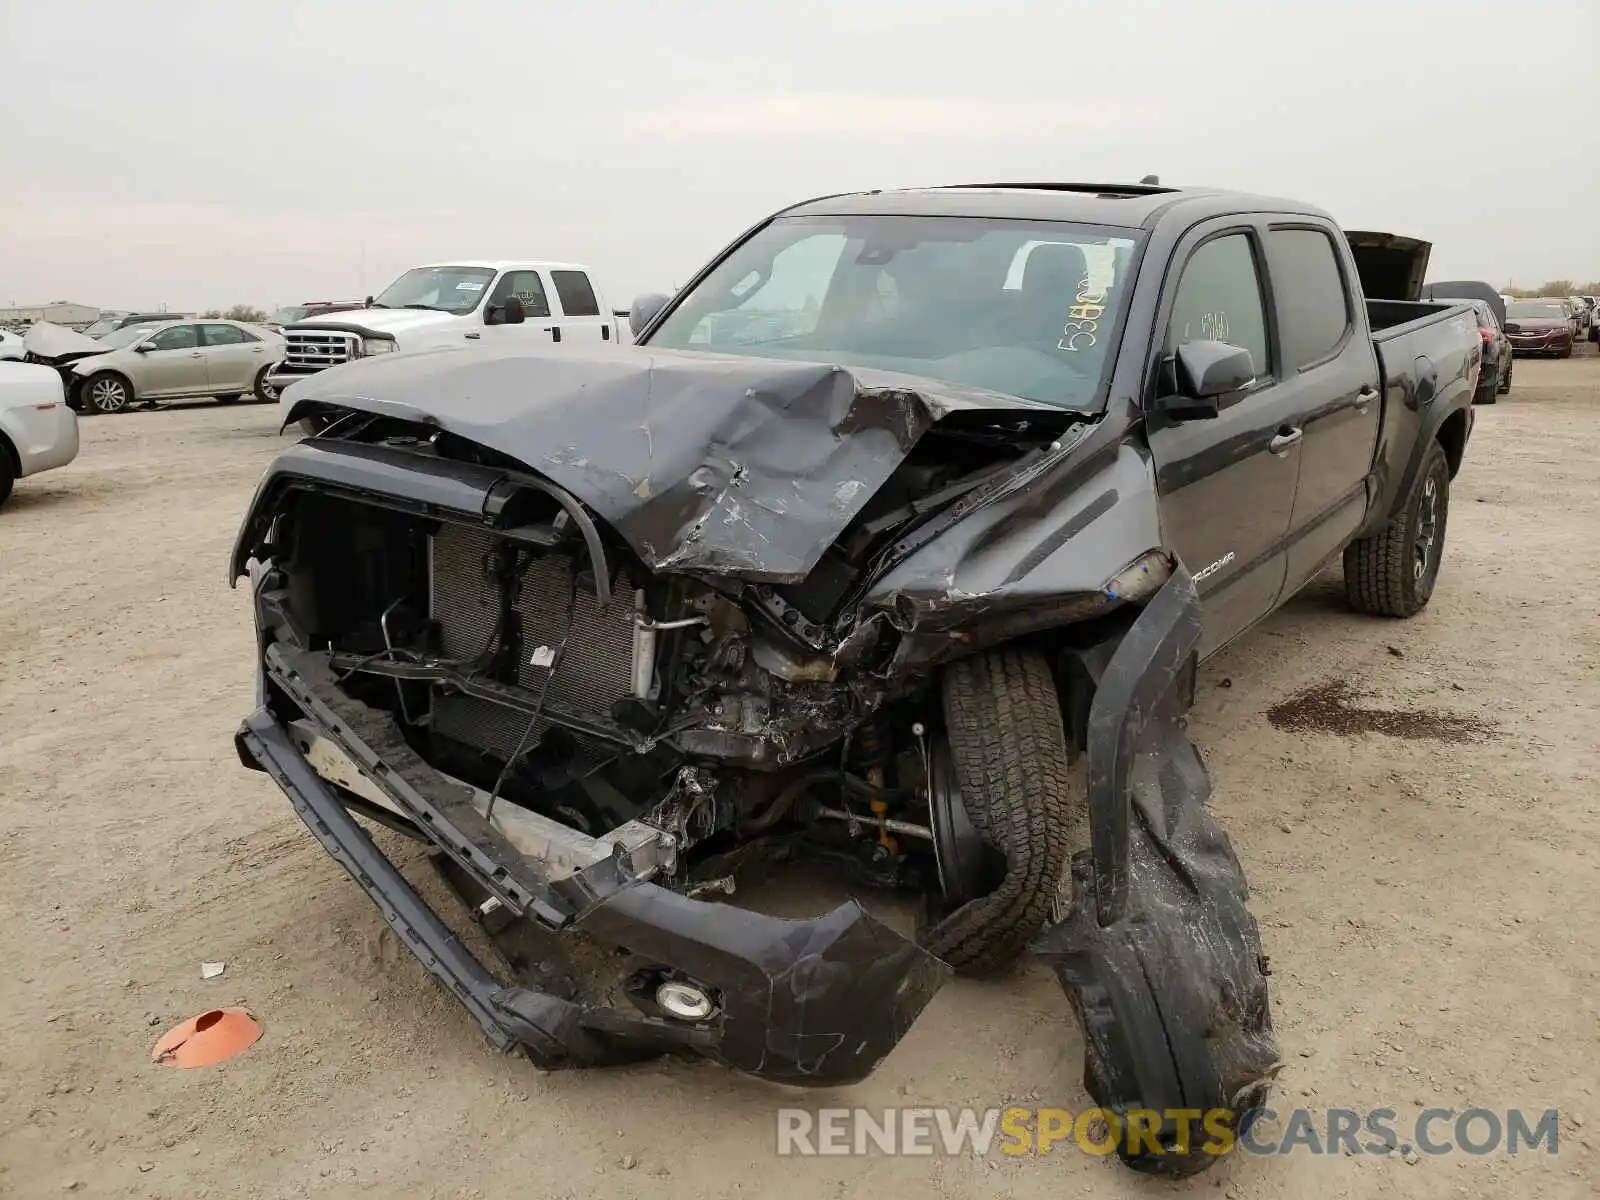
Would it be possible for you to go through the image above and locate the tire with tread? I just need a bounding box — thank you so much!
[253,366,278,403]
[1497,359,1512,395]
[1344,438,1450,618]
[919,647,1076,976]
[82,371,132,415]
[0,442,15,509]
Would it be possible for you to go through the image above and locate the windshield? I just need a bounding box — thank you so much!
[269,306,308,325]
[99,324,160,348]
[80,318,120,339]
[646,215,1142,410]
[372,265,496,315]
[1507,301,1568,318]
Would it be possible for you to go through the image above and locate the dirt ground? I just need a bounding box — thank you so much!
[2,357,1597,1199]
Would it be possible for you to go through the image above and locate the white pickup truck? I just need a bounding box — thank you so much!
[271,260,619,431]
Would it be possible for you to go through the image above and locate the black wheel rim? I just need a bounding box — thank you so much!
[1414,475,1439,581]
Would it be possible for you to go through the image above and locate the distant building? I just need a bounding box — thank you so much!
[0,301,101,327]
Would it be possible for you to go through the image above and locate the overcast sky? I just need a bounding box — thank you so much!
[1,0,1596,311]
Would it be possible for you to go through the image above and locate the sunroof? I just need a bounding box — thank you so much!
[949,181,1179,197]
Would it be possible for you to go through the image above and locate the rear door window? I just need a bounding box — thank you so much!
[551,270,600,317]
[1264,228,1351,371]
[200,323,248,346]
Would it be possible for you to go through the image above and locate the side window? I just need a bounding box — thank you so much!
[489,271,551,319]
[146,324,198,351]
[201,323,247,346]
[550,270,600,317]
[1265,228,1350,370]
[1167,234,1269,377]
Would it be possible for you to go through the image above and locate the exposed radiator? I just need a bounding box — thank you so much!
[427,525,635,761]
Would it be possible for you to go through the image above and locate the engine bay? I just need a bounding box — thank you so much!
[247,417,1076,914]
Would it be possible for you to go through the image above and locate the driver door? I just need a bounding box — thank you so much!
[129,324,206,397]
[1145,224,1302,658]
[479,270,558,345]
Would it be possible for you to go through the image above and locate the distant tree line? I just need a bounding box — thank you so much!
[1502,281,1600,298]
[200,304,269,323]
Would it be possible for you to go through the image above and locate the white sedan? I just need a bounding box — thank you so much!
[0,361,80,509]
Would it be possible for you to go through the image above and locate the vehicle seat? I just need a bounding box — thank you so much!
[1013,242,1090,347]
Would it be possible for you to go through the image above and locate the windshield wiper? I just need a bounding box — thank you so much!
[401,303,444,312]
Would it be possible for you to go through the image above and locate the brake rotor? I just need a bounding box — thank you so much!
[152,1008,262,1068]
[926,740,989,905]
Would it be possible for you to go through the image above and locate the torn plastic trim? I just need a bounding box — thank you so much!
[263,642,568,926]
[1081,563,1202,926]
[237,707,952,1083]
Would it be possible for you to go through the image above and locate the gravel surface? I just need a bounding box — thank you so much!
[2,358,1596,1198]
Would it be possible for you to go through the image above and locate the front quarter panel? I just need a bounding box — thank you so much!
[863,438,1164,633]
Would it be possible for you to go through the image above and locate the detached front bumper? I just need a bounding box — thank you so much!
[235,646,948,1086]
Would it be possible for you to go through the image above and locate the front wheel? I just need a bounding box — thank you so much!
[83,372,132,415]
[1497,360,1513,395]
[917,647,1078,976]
[1344,438,1450,618]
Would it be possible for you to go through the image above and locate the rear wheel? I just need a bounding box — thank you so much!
[83,372,132,415]
[918,647,1077,976]
[1344,439,1450,618]
[1498,359,1513,394]
[253,367,278,403]
[0,444,15,509]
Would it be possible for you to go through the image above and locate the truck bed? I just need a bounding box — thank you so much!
[1366,298,1467,338]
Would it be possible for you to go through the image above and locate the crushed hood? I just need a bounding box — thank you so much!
[282,342,1072,581]
[23,322,112,362]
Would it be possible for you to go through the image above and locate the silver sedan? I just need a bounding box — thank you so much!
[69,320,286,415]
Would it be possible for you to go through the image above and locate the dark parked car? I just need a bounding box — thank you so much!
[1456,298,1513,401]
[234,181,1477,1177]
[1422,279,1505,329]
[1505,298,1576,357]
[265,302,365,333]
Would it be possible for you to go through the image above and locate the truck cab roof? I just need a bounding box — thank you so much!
[783,182,1334,231]
[408,259,596,273]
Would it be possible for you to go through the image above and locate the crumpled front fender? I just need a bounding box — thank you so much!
[1035,565,1281,1177]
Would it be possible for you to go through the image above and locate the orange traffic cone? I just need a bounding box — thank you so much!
[152,1008,262,1068]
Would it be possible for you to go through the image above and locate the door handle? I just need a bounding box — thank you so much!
[1355,386,1378,412]
[1268,427,1303,455]
[464,332,481,340]
[189,352,203,358]
[543,326,562,343]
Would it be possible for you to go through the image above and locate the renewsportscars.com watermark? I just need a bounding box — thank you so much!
[776,1107,1564,1159]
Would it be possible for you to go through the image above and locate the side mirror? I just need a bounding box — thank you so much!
[1152,340,1256,419]
[133,343,151,353]
[485,296,526,326]
[629,292,671,337]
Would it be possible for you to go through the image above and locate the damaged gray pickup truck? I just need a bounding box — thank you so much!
[231,182,1478,1175]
